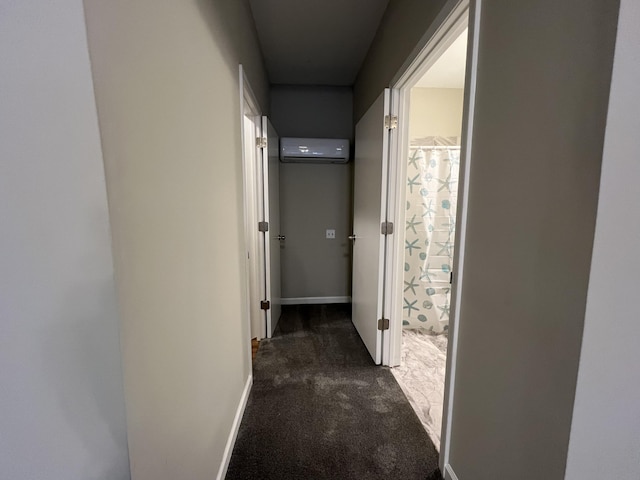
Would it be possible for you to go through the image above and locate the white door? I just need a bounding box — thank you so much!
[261,116,282,337]
[351,89,393,364]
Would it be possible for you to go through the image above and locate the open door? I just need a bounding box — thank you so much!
[351,89,394,364]
[261,116,282,337]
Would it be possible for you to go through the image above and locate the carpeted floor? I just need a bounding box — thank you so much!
[226,304,442,480]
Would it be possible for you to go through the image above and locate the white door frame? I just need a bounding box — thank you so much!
[261,117,282,338]
[239,65,267,342]
[383,0,481,474]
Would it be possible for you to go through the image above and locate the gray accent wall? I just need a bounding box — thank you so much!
[354,0,448,121]
[0,1,129,478]
[270,86,354,299]
[83,0,268,478]
[448,1,619,478]
[354,0,620,478]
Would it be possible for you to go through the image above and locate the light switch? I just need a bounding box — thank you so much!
[326,229,336,239]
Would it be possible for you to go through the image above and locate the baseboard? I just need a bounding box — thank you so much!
[444,464,460,480]
[216,374,252,480]
[280,296,351,305]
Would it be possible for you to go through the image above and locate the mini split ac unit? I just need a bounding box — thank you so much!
[280,137,350,164]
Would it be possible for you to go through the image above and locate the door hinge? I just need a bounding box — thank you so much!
[378,318,390,331]
[258,221,269,232]
[384,114,398,130]
[381,221,394,235]
[260,300,270,310]
[256,137,267,148]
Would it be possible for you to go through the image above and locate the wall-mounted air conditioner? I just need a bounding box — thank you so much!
[280,137,350,164]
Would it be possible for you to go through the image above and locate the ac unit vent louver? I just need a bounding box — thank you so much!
[280,137,350,164]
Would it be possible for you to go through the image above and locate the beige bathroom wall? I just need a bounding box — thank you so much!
[409,88,464,140]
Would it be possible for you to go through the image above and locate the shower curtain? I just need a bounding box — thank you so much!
[403,138,460,333]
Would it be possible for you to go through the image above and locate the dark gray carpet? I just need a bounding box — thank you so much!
[226,304,442,480]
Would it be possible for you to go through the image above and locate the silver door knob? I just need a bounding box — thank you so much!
[277,235,286,241]
[348,235,357,241]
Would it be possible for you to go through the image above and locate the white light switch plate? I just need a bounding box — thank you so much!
[326,229,336,239]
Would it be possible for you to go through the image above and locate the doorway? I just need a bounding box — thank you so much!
[240,66,283,348]
[349,0,478,474]
[386,1,479,475]
[389,25,468,452]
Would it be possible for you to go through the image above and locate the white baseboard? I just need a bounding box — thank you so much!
[216,374,252,480]
[444,464,460,480]
[280,296,351,305]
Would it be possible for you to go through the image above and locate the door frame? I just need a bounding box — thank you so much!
[383,0,481,474]
[261,117,282,338]
[239,65,267,342]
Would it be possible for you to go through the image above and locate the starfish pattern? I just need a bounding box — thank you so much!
[403,144,461,331]
[406,214,421,234]
[419,264,432,283]
[404,276,419,295]
[407,174,421,194]
[408,149,422,169]
[403,297,419,316]
[441,218,456,233]
[422,200,436,219]
[437,173,457,193]
[405,238,421,256]
[436,240,454,256]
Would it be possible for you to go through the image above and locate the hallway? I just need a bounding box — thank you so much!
[226,304,441,479]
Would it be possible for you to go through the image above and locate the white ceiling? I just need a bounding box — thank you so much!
[248,0,390,86]
[415,29,468,89]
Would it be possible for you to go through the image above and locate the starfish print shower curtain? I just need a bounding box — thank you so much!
[403,139,460,333]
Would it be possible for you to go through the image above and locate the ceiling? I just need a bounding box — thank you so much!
[415,29,468,89]
[248,0,390,86]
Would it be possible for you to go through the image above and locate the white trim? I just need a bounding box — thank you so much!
[441,0,480,471]
[240,64,261,116]
[376,88,393,366]
[391,0,470,88]
[394,2,469,90]
[259,116,273,338]
[280,296,352,305]
[444,464,460,480]
[216,374,253,480]
[386,1,470,368]
[382,88,401,367]
[239,65,266,342]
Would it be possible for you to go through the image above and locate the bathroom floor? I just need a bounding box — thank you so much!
[391,329,448,451]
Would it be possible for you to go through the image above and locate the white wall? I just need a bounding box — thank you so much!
[271,86,354,300]
[0,1,129,479]
[565,1,640,477]
[83,1,269,478]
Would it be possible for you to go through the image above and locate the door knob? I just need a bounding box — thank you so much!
[348,235,357,242]
[277,235,286,241]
